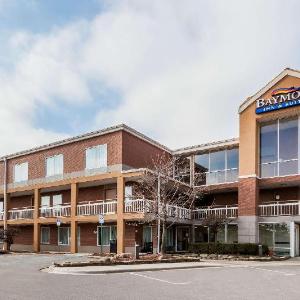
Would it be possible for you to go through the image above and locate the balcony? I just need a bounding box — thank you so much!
[259,201,300,217]
[8,207,34,220]
[193,205,238,220]
[195,168,238,186]
[40,204,71,218]
[77,200,117,216]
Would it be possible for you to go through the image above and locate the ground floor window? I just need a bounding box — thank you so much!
[58,227,70,245]
[259,223,290,255]
[77,226,80,246]
[143,226,152,243]
[41,227,50,244]
[195,224,238,243]
[97,225,116,246]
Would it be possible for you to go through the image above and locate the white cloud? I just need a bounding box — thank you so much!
[1,0,300,155]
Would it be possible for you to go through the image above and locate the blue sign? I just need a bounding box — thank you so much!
[256,87,300,114]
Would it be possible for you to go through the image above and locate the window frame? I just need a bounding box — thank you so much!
[97,225,116,246]
[13,162,29,183]
[45,154,64,177]
[85,144,108,170]
[58,227,70,246]
[41,227,50,245]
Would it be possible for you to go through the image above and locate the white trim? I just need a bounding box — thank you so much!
[239,68,300,114]
[238,174,258,179]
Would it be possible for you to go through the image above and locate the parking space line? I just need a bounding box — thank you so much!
[246,266,296,276]
[129,272,191,285]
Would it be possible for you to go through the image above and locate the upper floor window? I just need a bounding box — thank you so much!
[14,162,28,183]
[260,118,298,178]
[194,148,239,185]
[46,154,63,177]
[86,144,107,170]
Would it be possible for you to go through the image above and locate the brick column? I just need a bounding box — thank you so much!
[70,183,78,253]
[33,189,40,252]
[117,176,125,254]
[238,177,259,243]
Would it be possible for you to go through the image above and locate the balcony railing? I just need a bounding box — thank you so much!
[259,201,300,216]
[124,199,154,213]
[8,207,34,220]
[167,205,192,219]
[40,204,71,218]
[193,205,238,220]
[77,200,117,216]
[194,168,238,186]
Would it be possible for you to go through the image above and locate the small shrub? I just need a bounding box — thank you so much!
[189,242,269,256]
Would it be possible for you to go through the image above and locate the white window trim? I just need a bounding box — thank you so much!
[40,227,50,245]
[58,227,70,246]
[13,162,29,183]
[46,154,64,177]
[97,225,116,246]
[85,144,107,170]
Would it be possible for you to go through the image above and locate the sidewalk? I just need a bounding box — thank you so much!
[45,261,222,275]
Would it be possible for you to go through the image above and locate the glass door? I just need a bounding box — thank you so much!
[176,227,190,251]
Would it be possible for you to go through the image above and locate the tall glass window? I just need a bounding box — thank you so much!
[58,227,70,245]
[194,148,239,185]
[260,118,298,177]
[46,154,63,177]
[14,162,28,183]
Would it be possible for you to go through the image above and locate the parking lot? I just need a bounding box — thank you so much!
[1,254,300,299]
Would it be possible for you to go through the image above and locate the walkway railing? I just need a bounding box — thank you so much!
[77,200,117,216]
[40,204,71,218]
[259,201,300,216]
[167,205,192,220]
[124,199,154,213]
[193,205,238,220]
[8,207,34,220]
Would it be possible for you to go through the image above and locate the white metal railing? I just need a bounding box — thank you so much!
[193,205,238,220]
[40,204,71,218]
[77,200,117,216]
[0,211,3,220]
[259,200,300,216]
[124,199,154,213]
[195,168,238,186]
[167,205,192,219]
[8,207,34,220]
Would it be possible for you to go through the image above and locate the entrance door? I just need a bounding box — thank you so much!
[176,227,190,252]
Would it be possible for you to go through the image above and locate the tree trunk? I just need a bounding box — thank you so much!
[161,221,167,255]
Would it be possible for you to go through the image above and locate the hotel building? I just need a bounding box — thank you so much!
[1,68,300,256]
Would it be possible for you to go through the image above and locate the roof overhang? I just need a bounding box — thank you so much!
[238,68,300,114]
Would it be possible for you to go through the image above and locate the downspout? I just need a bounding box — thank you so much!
[3,157,8,251]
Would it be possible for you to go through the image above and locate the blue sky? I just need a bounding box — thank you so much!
[0,0,300,155]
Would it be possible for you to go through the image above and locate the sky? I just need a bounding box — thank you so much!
[0,0,300,156]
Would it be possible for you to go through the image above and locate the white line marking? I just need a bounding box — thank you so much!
[129,272,191,285]
[247,266,296,276]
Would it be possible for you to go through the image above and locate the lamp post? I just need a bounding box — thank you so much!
[56,218,61,253]
[99,214,104,255]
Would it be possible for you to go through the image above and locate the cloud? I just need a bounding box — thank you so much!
[1,0,300,156]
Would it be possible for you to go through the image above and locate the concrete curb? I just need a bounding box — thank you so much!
[46,262,220,275]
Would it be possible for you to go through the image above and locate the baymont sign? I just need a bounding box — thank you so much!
[256,87,300,114]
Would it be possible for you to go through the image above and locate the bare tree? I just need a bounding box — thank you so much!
[134,154,200,255]
[0,228,19,251]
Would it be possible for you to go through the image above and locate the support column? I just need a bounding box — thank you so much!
[33,189,40,252]
[290,221,295,258]
[70,183,78,254]
[117,176,125,254]
[3,193,10,251]
[238,177,259,243]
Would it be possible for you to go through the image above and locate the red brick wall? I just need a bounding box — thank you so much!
[9,195,33,209]
[260,187,299,203]
[122,131,170,169]
[125,224,137,248]
[78,185,117,203]
[200,192,238,206]
[0,161,4,186]
[79,223,98,246]
[238,177,258,216]
[6,131,122,184]
[14,226,33,245]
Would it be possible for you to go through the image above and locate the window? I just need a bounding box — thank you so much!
[143,226,152,243]
[260,118,298,177]
[125,185,133,204]
[41,196,50,207]
[41,227,50,244]
[97,225,116,246]
[86,144,107,170]
[58,227,70,245]
[53,194,62,206]
[0,201,3,212]
[14,162,28,183]
[194,148,239,185]
[46,154,63,177]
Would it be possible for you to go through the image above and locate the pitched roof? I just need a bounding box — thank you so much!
[173,137,239,155]
[1,124,171,160]
[238,68,300,114]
